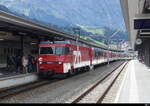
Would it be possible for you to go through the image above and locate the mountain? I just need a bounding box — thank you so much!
[0,4,12,13]
[0,0,128,45]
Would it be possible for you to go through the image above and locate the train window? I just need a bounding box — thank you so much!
[94,49,100,58]
[94,49,103,58]
[94,50,97,57]
[40,46,69,55]
[55,47,69,55]
[40,47,55,54]
[65,47,70,55]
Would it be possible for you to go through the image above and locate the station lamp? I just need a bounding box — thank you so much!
[136,38,142,45]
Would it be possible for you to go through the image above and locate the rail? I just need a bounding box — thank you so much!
[71,61,128,104]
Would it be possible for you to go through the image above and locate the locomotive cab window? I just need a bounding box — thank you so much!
[55,47,70,55]
[40,46,69,55]
[40,47,55,54]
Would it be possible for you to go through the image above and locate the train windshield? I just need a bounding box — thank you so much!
[40,46,69,55]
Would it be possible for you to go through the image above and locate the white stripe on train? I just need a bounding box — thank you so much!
[63,57,125,73]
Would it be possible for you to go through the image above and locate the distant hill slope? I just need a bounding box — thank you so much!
[0,0,128,45]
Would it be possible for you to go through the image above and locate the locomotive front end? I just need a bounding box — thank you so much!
[38,43,70,77]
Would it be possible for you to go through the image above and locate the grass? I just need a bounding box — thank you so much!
[77,25,105,36]
[79,36,107,47]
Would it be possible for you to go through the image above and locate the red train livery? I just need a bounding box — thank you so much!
[38,41,129,78]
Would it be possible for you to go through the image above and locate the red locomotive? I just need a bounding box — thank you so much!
[38,41,128,78]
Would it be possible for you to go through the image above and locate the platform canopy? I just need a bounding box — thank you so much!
[120,0,139,50]
[120,0,150,50]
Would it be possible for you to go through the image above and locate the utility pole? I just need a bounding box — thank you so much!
[73,27,81,52]
[107,29,120,65]
[73,27,80,44]
[107,29,120,49]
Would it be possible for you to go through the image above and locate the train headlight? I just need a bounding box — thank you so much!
[59,62,62,64]
[39,62,42,64]
[39,58,43,62]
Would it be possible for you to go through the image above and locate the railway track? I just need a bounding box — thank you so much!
[71,61,128,104]
[0,61,126,101]
[0,70,96,99]
[0,79,59,99]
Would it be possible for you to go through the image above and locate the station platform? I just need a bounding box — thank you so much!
[0,67,37,79]
[0,68,38,90]
[115,60,150,103]
[0,68,22,79]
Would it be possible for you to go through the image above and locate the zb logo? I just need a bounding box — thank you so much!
[73,51,81,64]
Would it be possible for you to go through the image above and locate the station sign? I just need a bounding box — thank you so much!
[134,19,150,29]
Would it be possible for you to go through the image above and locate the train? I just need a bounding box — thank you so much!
[38,40,131,78]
